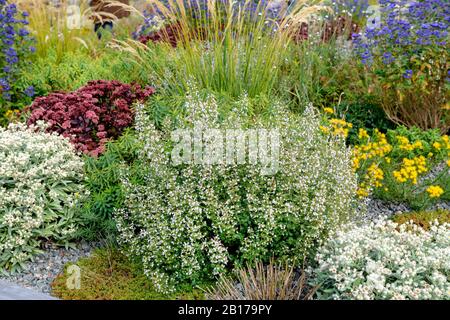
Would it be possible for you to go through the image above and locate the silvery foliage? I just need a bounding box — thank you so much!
[115,92,358,292]
[313,219,450,300]
[0,122,86,272]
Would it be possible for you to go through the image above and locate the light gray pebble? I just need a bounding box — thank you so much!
[0,241,98,295]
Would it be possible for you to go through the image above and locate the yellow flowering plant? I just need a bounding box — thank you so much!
[354,126,449,209]
[319,111,449,209]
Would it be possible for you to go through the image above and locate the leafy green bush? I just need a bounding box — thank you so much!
[78,130,143,240]
[392,210,450,231]
[51,247,205,300]
[312,219,450,300]
[0,1,35,126]
[0,122,86,271]
[115,92,358,292]
[18,49,148,99]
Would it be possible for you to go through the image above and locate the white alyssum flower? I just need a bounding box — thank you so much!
[312,219,450,300]
[0,122,86,271]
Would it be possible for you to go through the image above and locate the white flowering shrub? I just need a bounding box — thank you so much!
[115,93,358,292]
[0,122,86,271]
[312,219,450,300]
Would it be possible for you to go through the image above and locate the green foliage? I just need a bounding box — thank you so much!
[392,210,450,231]
[78,130,143,241]
[18,49,148,99]
[51,247,205,300]
[352,124,449,209]
[286,39,394,139]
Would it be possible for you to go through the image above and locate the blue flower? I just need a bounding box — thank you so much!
[24,85,34,97]
[403,69,413,79]
[353,0,449,81]
[1,1,35,103]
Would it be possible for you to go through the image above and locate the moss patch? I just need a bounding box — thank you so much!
[51,248,206,300]
[392,209,450,231]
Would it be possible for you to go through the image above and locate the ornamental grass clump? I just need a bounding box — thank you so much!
[115,92,358,292]
[124,0,328,98]
[27,80,155,157]
[207,260,317,300]
[312,219,450,300]
[0,122,86,271]
[352,0,450,132]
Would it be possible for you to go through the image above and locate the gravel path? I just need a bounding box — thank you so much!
[362,198,450,221]
[0,280,57,300]
[0,241,97,295]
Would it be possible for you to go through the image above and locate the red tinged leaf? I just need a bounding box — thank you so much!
[26,80,156,157]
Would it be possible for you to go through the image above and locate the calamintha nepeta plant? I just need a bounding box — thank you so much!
[115,92,358,292]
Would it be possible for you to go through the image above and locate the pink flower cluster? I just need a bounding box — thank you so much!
[27,80,155,156]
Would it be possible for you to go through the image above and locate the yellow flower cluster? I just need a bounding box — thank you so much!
[319,125,329,134]
[397,135,423,151]
[319,118,449,200]
[358,128,369,140]
[426,185,444,198]
[392,156,427,185]
[4,109,20,120]
[329,118,353,138]
[323,107,334,114]
[352,129,392,171]
[357,163,385,198]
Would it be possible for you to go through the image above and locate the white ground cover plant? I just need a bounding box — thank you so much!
[312,219,450,300]
[115,92,358,292]
[0,122,86,272]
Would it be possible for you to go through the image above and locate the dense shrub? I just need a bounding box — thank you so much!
[312,219,450,300]
[0,0,35,125]
[330,0,370,22]
[27,80,155,157]
[115,93,357,292]
[353,0,450,132]
[0,122,86,271]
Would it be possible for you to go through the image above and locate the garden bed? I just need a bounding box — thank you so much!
[0,0,449,301]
